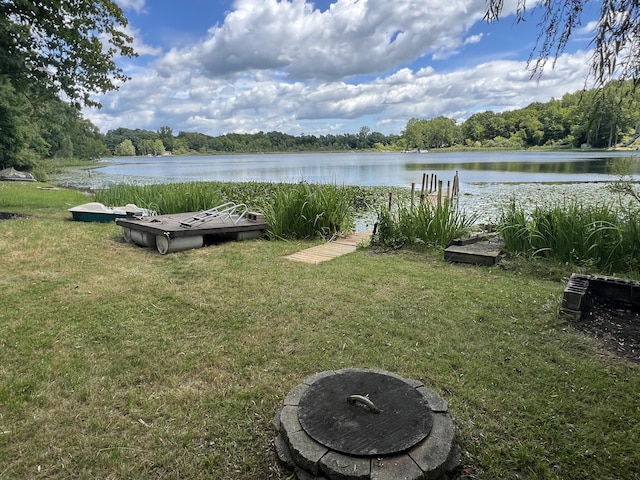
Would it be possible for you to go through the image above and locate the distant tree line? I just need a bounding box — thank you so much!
[402,82,640,150]
[105,82,640,157]
[3,81,640,176]
[104,125,399,156]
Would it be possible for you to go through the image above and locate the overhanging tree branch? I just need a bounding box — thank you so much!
[485,0,640,88]
[0,0,137,108]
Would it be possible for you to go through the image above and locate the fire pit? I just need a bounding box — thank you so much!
[273,368,459,480]
[562,274,640,362]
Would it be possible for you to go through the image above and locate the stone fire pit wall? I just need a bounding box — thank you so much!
[562,273,640,319]
[272,368,459,480]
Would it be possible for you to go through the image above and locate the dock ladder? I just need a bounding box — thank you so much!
[179,202,248,227]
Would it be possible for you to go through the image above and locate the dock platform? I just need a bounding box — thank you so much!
[444,235,504,266]
[284,230,372,264]
[116,209,268,254]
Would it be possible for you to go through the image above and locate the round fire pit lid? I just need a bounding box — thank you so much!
[297,370,433,456]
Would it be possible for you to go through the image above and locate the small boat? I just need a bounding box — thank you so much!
[0,167,36,182]
[68,202,151,223]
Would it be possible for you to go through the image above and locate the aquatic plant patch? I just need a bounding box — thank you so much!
[498,198,640,273]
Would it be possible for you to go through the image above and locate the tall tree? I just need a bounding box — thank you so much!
[0,0,136,107]
[0,78,29,168]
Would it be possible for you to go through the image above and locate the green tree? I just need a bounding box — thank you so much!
[403,118,426,150]
[0,0,136,108]
[357,126,371,149]
[0,78,30,168]
[158,126,174,151]
[138,139,156,156]
[153,139,166,156]
[425,116,458,148]
[115,139,136,156]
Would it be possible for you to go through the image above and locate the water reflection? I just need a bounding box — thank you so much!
[406,159,615,174]
[95,150,639,187]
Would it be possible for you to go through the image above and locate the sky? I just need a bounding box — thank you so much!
[83,0,602,138]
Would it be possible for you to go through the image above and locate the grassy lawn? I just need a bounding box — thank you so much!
[0,181,638,479]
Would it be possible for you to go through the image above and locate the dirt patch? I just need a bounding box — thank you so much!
[0,212,29,220]
[572,296,640,363]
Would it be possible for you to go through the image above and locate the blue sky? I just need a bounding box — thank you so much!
[84,0,600,137]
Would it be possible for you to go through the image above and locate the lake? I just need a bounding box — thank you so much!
[93,150,639,188]
[56,150,640,224]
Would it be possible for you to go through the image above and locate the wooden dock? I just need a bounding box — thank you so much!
[444,235,504,266]
[116,208,268,254]
[284,230,373,264]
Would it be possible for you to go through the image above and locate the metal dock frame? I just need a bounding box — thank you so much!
[179,202,248,227]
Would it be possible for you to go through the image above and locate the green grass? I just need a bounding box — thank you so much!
[499,198,640,274]
[0,181,639,479]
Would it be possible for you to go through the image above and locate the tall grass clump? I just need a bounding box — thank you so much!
[498,198,640,273]
[372,195,478,249]
[265,182,354,239]
[95,182,224,214]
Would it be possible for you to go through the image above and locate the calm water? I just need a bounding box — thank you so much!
[94,150,639,188]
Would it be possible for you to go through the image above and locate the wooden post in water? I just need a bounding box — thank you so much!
[437,180,443,208]
[411,183,416,208]
[388,192,393,211]
[446,181,451,204]
[453,170,459,198]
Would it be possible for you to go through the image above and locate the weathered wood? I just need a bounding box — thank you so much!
[284,231,372,264]
[444,238,503,266]
[444,245,501,266]
[116,211,268,239]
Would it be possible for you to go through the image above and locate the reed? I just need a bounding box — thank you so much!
[373,194,478,248]
[95,181,365,239]
[264,181,354,239]
[94,182,225,213]
[498,198,640,273]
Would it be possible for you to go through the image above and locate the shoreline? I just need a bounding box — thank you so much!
[52,169,625,228]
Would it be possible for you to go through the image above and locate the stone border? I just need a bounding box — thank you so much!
[273,368,460,480]
[561,273,640,320]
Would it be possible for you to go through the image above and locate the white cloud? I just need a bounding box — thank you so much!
[116,0,146,13]
[84,1,596,137]
[579,20,599,35]
[464,34,483,45]
[86,47,592,136]
[156,0,488,81]
[122,24,163,57]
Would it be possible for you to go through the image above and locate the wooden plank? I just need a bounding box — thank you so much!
[444,243,502,266]
[284,230,372,264]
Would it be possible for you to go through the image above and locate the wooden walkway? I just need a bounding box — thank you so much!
[284,230,373,264]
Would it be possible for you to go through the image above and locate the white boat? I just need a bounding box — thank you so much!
[0,167,36,182]
[68,202,151,223]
